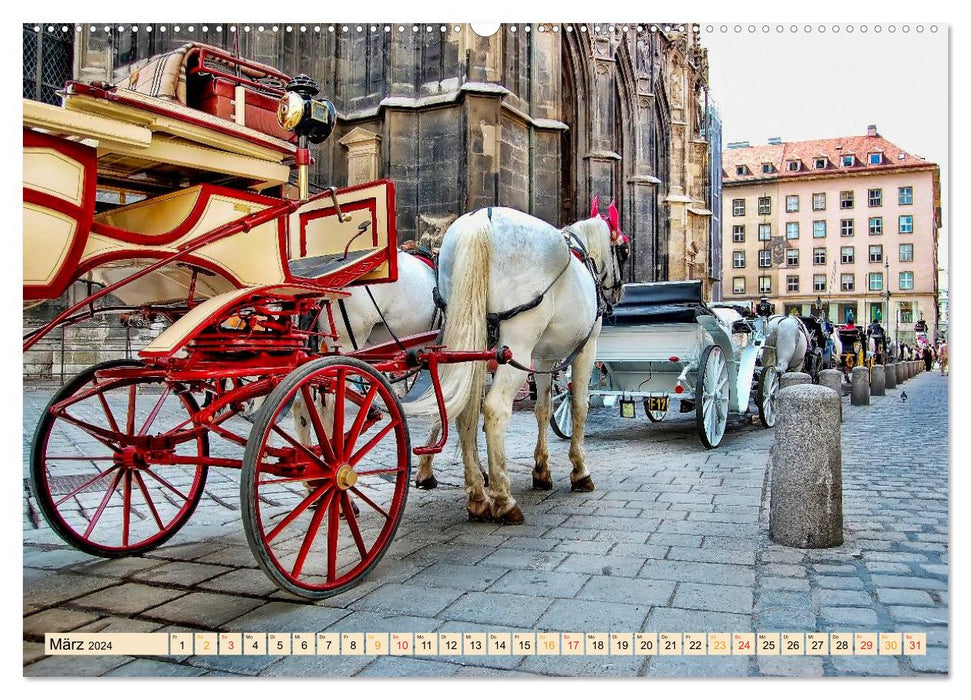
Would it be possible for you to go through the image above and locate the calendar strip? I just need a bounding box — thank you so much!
[44,632,927,657]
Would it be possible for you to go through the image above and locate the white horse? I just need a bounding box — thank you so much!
[404,205,625,524]
[762,315,810,373]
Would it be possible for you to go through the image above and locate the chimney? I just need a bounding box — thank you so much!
[767,137,783,145]
[867,124,879,137]
[727,141,751,149]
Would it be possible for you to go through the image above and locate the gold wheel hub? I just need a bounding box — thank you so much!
[335,464,358,491]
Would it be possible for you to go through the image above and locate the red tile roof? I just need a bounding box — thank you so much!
[723,131,936,184]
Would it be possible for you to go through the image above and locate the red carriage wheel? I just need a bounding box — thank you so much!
[30,360,209,557]
[241,357,411,599]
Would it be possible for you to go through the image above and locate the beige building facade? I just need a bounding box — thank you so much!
[722,127,941,344]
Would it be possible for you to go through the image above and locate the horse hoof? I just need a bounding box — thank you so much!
[571,475,596,492]
[467,499,493,522]
[532,474,554,491]
[481,470,489,487]
[494,504,525,525]
[415,475,438,490]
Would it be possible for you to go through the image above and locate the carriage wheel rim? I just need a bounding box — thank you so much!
[550,370,573,438]
[701,347,729,445]
[32,366,208,555]
[761,367,780,426]
[246,360,409,594]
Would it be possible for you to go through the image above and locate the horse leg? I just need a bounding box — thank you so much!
[482,352,532,525]
[457,402,491,521]
[531,359,554,490]
[568,334,598,492]
[415,425,440,489]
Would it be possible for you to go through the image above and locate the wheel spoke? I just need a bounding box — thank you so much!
[349,420,399,467]
[141,467,190,501]
[139,386,171,436]
[93,379,121,434]
[332,369,346,459]
[121,470,133,548]
[327,495,340,582]
[57,412,123,452]
[349,486,390,519]
[265,482,331,544]
[299,385,335,463]
[341,491,368,559]
[83,468,124,539]
[126,384,137,435]
[132,470,165,530]
[353,467,402,477]
[344,381,380,458]
[291,489,334,580]
[52,465,119,507]
[270,423,329,471]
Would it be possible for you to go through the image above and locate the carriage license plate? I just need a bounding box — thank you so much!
[645,396,669,414]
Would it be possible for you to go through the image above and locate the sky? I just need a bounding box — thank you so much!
[702,24,949,280]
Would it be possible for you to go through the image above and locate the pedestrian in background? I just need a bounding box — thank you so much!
[923,344,934,372]
[939,340,948,376]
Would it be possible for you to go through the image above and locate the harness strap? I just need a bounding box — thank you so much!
[336,298,358,351]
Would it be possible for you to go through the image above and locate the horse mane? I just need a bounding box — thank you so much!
[567,216,618,287]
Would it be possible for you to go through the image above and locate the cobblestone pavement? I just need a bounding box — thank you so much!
[22,370,948,677]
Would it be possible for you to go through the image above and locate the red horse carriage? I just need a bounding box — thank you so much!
[23,45,506,599]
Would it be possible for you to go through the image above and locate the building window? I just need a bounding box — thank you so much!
[814,157,827,169]
[899,215,914,234]
[733,277,746,294]
[762,163,773,174]
[841,273,855,291]
[814,274,827,292]
[899,271,914,290]
[736,165,748,176]
[758,196,772,215]
[899,302,914,324]
[787,249,799,266]
[758,250,772,268]
[841,154,855,167]
[733,251,746,268]
[869,245,883,263]
[841,246,855,264]
[813,247,826,265]
[759,224,772,241]
[869,152,883,165]
[899,186,913,205]
[732,225,745,243]
[732,199,746,216]
[813,221,827,238]
[786,195,799,212]
[868,188,883,207]
[787,275,800,292]
[787,160,800,172]
[868,272,883,291]
[786,222,800,239]
[840,191,854,209]
[759,276,772,294]
[899,243,914,262]
[869,216,883,235]
[812,193,826,211]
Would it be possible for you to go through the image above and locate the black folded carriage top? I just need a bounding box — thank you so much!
[606,280,714,325]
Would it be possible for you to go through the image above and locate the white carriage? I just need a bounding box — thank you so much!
[550,281,778,449]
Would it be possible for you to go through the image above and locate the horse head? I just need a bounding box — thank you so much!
[591,196,630,278]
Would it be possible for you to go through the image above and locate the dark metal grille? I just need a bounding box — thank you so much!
[23,24,74,105]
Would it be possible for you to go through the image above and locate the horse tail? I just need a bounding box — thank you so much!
[401,212,491,419]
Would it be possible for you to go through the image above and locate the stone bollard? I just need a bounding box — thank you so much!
[886,363,897,389]
[896,363,905,385]
[769,385,843,548]
[780,371,812,390]
[818,368,844,421]
[871,364,886,397]
[851,366,870,406]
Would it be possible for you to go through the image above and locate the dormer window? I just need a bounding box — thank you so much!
[814,157,828,169]
[736,165,749,176]
[841,154,856,167]
[786,160,801,172]
[868,152,884,165]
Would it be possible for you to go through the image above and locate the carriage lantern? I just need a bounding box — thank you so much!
[276,74,337,200]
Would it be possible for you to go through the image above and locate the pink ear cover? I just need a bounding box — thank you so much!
[590,195,600,218]
[608,199,619,232]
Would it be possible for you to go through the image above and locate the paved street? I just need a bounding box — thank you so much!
[22,370,948,677]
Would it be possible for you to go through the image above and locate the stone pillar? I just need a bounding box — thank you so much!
[780,372,812,390]
[886,363,898,389]
[339,127,382,186]
[818,368,843,422]
[851,366,870,406]
[895,363,905,385]
[871,365,886,397]
[769,385,843,548]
